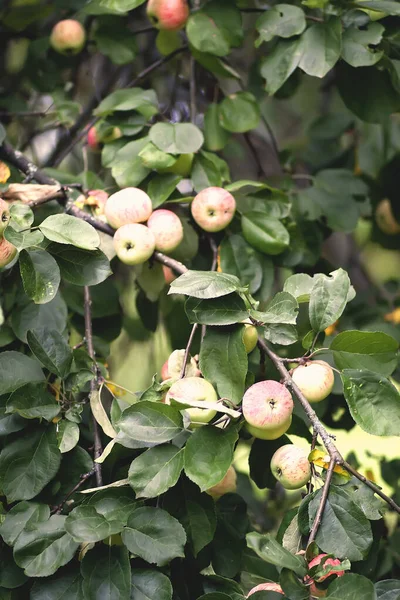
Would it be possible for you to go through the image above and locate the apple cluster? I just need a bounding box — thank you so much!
[0,199,16,269]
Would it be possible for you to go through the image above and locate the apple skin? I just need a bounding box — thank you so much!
[306,554,345,598]
[247,582,284,597]
[0,236,17,268]
[191,187,236,233]
[105,188,153,229]
[270,444,311,490]
[242,380,294,440]
[50,20,86,55]
[147,209,183,253]
[163,265,177,285]
[113,224,155,266]
[243,324,258,354]
[0,199,11,237]
[87,126,101,152]
[160,153,194,177]
[165,376,217,426]
[375,198,400,236]
[292,360,334,404]
[206,465,237,500]
[161,349,201,381]
[86,189,109,216]
[147,0,190,31]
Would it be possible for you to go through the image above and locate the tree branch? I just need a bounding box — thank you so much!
[84,286,103,487]
[308,459,336,545]
[180,323,198,378]
[51,467,96,514]
[343,460,400,514]
[0,141,56,185]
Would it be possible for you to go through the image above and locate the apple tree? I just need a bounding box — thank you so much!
[0,0,400,598]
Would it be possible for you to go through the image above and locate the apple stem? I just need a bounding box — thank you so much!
[179,323,198,379]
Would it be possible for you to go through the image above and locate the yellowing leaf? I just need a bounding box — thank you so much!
[325,320,339,336]
[90,388,117,438]
[384,307,400,324]
[0,161,11,184]
[308,449,351,479]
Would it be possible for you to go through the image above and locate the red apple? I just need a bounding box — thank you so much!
[163,265,177,285]
[50,19,86,55]
[247,582,284,597]
[87,126,101,152]
[0,236,17,268]
[147,0,189,31]
[191,187,236,232]
[292,360,334,404]
[113,223,155,266]
[242,380,293,440]
[0,199,11,236]
[105,188,153,229]
[147,209,183,253]
[270,444,311,490]
[206,465,237,500]
[306,554,345,598]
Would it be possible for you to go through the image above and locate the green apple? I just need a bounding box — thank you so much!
[242,380,293,440]
[361,242,400,284]
[165,376,217,427]
[105,188,153,229]
[113,224,155,266]
[191,187,236,233]
[242,324,258,354]
[50,19,86,55]
[292,360,334,403]
[159,153,194,177]
[147,209,183,253]
[270,444,311,490]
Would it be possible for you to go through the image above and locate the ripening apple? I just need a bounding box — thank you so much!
[292,360,334,403]
[306,554,345,598]
[375,198,400,236]
[163,265,177,285]
[0,236,17,268]
[87,126,101,152]
[206,465,237,500]
[50,19,86,55]
[147,209,183,253]
[113,224,155,266]
[160,349,201,381]
[361,242,400,284]
[0,199,10,236]
[243,324,258,354]
[242,380,293,440]
[147,0,190,31]
[270,444,311,490]
[105,188,153,229]
[165,376,217,426]
[86,189,109,216]
[247,582,284,597]
[191,187,236,233]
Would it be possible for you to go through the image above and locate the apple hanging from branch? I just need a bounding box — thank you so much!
[113,224,155,266]
[50,19,86,55]
[206,465,237,500]
[270,444,311,490]
[191,187,236,232]
[292,360,334,403]
[147,209,184,253]
[242,380,293,440]
[166,376,218,427]
[105,188,153,229]
[147,0,190,31]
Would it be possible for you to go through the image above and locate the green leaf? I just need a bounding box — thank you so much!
[308,486,373,561]
[13,515,78,578]
[375,580,400,599]
[57,420,80,453]
[149,123,204,154]
[39,215,100,250]
[131,569,172,600]
[49,244,111,286]
[9,204,34,229]
[128,445,184,498]
[0,351,44,395]
[19,249,60,304]
[309,268,350,332]
[184,426,238,491]
[299,19,342,78]
[199,326,247,404]
[84,488,136,522]
[326,573,376,599]
[94,87,158,116]
[251,292,298,325]
[6,383,60,421]
[94,17,137,65]
[81,545,131,600]
[256,4,306,45]
[219,234,264,294]
[242,212,290,256]
[331,330,398,376]
[342,23,384,68]
[280,568,309,600]
[187,13,230,57]
[116,402,183,447]
[147,174,182,208]
[27,328,73,378]
[354,0,400,15]
[65,505,125,543]
[246,532,307,577]
[341,369,400,436]
[122,507,186,566]
[169,270,243,299]
[341,477,384,520]
[11,293,68,343]
[185,294,248,326]
[283,273,314,302]
[260,37,303,95]
[139,142,176,170]
[106,137,151,188]
[0,501,50,546]
[264,324,298,345]
[218,92,260,134]
[204,103,231,152]
[31,569,83,600]
[0,426,61,502]
[4,227,44,251]
[249,437,291,490]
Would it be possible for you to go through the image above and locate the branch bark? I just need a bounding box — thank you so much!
[308,459,336,545]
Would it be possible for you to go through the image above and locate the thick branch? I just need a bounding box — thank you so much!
[84,286,103,487]
[308,459,336,545]
[0,141,56,185]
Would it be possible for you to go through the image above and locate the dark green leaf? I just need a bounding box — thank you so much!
[375,580,400,599]
[31,569,83,600]
[81,545,131,600]
[94,87,158,116]
[65,505,125,543]
[249,437,291,489]
[326,573,376,599]
[0,501,50,546]
[177,478,217,556]
[280,568,309,600]
[19,249,60,304]
[27,328,72,378]
[184,425,238,491]
[242,212,290,255]
[185,294,248,326]
[49,244,111,286]
[264,324,298,346]
[150,123,204,154]
[331,330,398,376]
[218,92,260,133]
[342,23,383,67]
[12,293,68,343]
[39,215,100,250]
[256,4,306,45]
[354,0,400,15]
[169,270,243,299]
[299,19,341,78]
[116,402,183,447]
[128,445,184,498]
[341,477,384,520]
[6,383,59,421]
[106,137,151,188]
[4,227,44,251]
[56,420,80,453]
[309,269,350,332]
[204,103,231,151]
[0,351,44,395]
[260,37,303,95]
[251,292,298,325]
[147,174,182,208]
[219,234,264,294]
[131,569,172,600]
[246,532,307,577]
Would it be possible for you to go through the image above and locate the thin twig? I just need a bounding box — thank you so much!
[308,459,336,545]
[84,286,103,487]
[343,460,400,514]
[51,468,95,514]
[180,323,199,378]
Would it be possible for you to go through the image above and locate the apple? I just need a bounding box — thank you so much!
[375,198,400,236]
[113,223,155,266]
[292,360,334,404]
[0,199,11,236]
[247,582,284,597]
[206,465,237,500]
[87,126,101,152]
[156,30,182,56]
[147,0,190,31]
[361,242,400,284]
[270,444,311,490]
[191,187,236,233]
[147,209,183,253]
[242,380,293,440]
[243,324,258,354]
[105,188,153,229]
[306,554,345,598]
[353,217,372,248]
[0,236,17,268]
[87,125,122,151]
[165,376,218,426]
[160,153,194,177]
[50,19,86,55]
[163,265,177,285]
[161,349,200,381]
